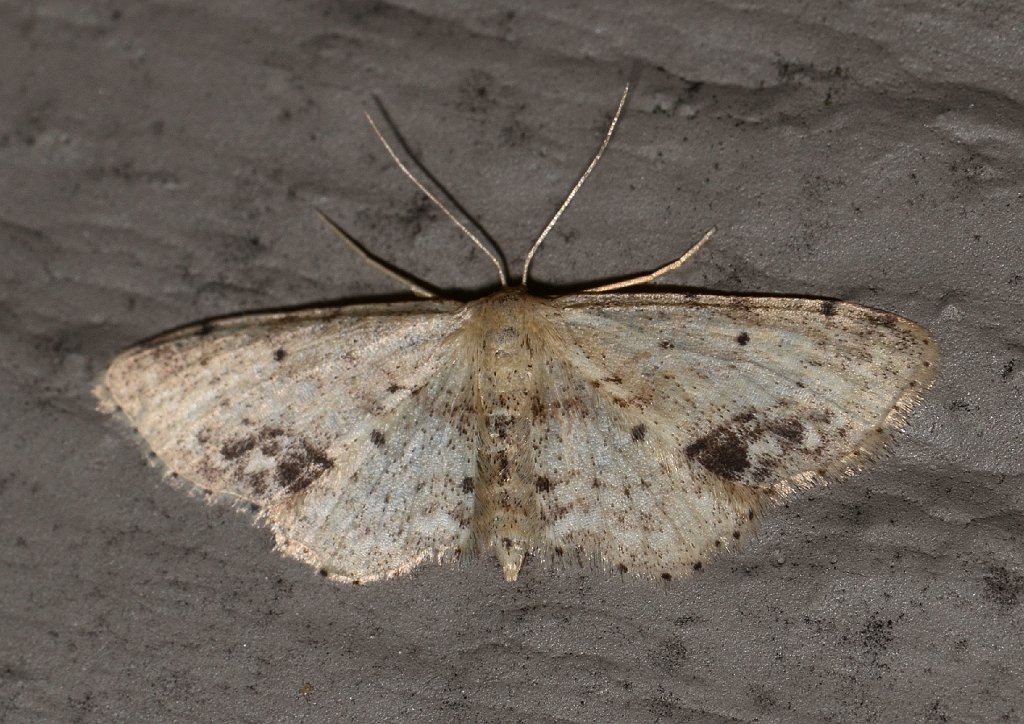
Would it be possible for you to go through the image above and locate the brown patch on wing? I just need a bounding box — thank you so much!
[217,426,334,497]
[685,409,816,486]
[219,425,284,460]
[221,437,255,460]
[275,440,333,494]
[686,427,749,480]
[766,417,804,444]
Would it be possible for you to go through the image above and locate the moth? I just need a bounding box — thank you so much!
[96,86,937,583]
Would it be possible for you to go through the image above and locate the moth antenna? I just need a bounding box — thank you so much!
[521,83,630,287]
[364,112,509,288]
[580,227,716,293]
[315,208,438,298]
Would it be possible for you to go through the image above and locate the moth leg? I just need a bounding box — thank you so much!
[315,208,437,298]
[580,227,716,294]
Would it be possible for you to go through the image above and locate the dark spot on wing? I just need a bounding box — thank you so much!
[660,340,675,349]
[767,417,804,443]
[273,347,287,362]
[686,428,750,480]
[370,429,386,447]
[661,572,672,581]
[631,423,647,442]
[275,440,334,494]
[535,476,552,492]
[820,300,837,317]
[462,477,474,494]
[216,428,329,496]
[617,563,628,573]
[692,561,702,571]
[736,331,750,346]
[387,384,401,393]
[221,437,255,460]
[684,408,819,484]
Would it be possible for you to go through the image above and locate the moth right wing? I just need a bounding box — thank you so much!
[99,300,481,582]
[520,292,935,578]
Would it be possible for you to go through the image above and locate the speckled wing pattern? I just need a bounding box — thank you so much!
[100,301,482,583]
[521,292,936,578]
[99,289,935,583]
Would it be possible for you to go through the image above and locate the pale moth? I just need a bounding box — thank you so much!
[96,85,937,583]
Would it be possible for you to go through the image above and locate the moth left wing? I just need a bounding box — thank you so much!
[521,292,935,577]
[98,300,481,582]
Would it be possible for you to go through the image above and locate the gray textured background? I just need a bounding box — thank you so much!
[2,1,1022,722]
